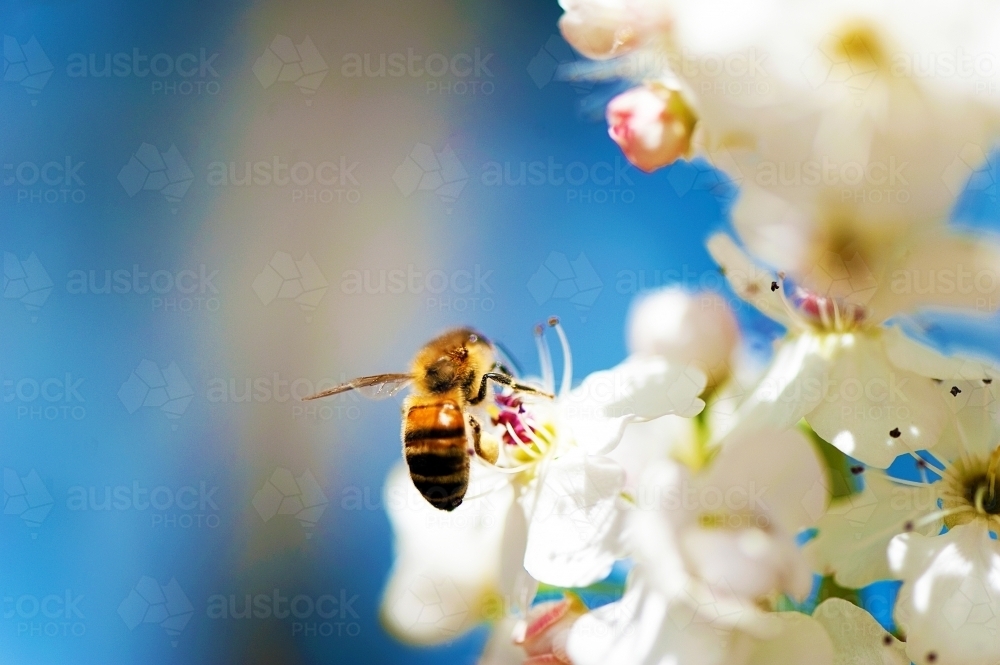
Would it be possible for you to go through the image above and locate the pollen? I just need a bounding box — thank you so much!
[779,285,869,333]
[940,451,1000,528]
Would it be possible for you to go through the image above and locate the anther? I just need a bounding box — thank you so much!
[770,281,779,292]
[951,386,962,396]
[850,465,865,475]
[547,316,560,327]
[534,324,544,336]
[882,635,892,646]
[985,378,993,385]
[903,520,914,532]
[916,458,928,470]
[927,652,937,663]
[889,427,901,438]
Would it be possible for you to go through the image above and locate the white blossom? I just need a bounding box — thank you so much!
[484,320,707,589]
[710,231,1000,468]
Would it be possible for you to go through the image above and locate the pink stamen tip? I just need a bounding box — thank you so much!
[792,287,866,325]
[493,394,534,445]
[523,599,571,643]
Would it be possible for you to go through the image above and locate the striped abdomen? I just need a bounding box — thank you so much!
[403,400,469,511]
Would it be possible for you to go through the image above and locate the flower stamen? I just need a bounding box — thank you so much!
[534,324,556,395]
[506,422,543,460]
[549,317,574,397]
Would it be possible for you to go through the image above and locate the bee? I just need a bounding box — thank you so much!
[302,328,550,511]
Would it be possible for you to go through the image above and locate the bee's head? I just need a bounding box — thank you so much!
[418,327,496,395]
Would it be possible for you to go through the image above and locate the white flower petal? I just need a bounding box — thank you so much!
[740,334,829,432]
[707,232,794,327]
[743,610,834,665]
[708,425,827,534]
[381,465,513,644]
[889,523,1000,665]
[872,233,1000,319]
[608,415,698,490]
[682,527,813,603]
[566,582,731,665]
[883,326,1000,382]
[565,355,706,454]
[478,617,525,665]
[631,461,700,599]
[813,598,908,665]
[805,472,935,589]
[497,499,535,616]
[567,415,633,458]
[934,378,1000,461]
[806,333,947,468]
[728,184,816,279]
[523,453,627,587]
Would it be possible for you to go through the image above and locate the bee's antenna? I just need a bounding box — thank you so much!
[493,340,524,377]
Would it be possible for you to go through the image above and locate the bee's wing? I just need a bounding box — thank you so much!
[301,373,413,401]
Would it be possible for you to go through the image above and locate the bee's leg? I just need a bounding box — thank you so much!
[469,372,553,405]
[492,362,514,377]
[468,414,498,464]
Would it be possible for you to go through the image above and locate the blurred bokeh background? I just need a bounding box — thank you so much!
[3,0,999,663]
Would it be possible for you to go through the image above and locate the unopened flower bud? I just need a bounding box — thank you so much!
[606,82,696,173]
[627,287,738,385]
[516,593,587,664]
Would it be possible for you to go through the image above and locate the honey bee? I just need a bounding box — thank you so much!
[302,328,550,511]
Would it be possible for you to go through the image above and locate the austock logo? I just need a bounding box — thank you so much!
[65,47,221,96]
[65,264,221,314]
[253,35,328,103]
[340,47,494,96]
[944,143,996,200]
[205,156,361,204]
[3,371,86,422]
[340,264,496,314]
[118,143,194,211]
[66,480,221,529]
[393,143,468,212]
[118,577,193,646]
[388,574,471,641]
[252,252,328,323]
[3,252,53,321]
[206,588,361,637]
[3,35,54,104]
[252,468,328,538]
[118,360,194,424]
[527,34,593,94]
[4,468,54,536]
[2,589,86,638]
[3,157,86,204]
[480,156,636,204]
[527,251,603,321]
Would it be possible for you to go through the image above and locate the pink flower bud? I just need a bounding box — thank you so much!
[516,594,587,664]
[606,82,696,173]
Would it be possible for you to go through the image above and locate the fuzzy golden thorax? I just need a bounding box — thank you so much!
[410,327,496,402]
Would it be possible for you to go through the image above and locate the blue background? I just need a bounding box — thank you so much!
[3,0,999,663]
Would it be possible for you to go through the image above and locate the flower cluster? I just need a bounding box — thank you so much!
[381,2,1000,664]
